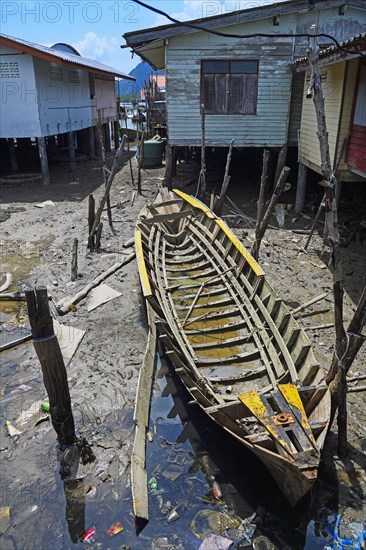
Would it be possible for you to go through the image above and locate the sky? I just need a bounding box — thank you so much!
[1,0,290,75]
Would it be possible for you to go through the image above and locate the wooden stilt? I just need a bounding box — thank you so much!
[25,287,76,449]
[9,138,18,174]
[114,120,120,150]
[295,162,308,214]
[97,110,113,228]
[37,137,50,186]
[67,131,76,171]
[104,123,112,152]
[88,126,95,159]
[165,145,173,190]
[71,238,78,282]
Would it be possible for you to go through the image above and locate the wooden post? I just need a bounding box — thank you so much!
[71,238,78,282]
[67,131,76,171]
[137,130,145,195]
[95,222,103,250]
[164,145,173,190]
[274,145,287,190]
[307,27,349,456]
[88,195,95,250]
[97,110,113,228]
[89,136,127,244]
[9,138,18,174]
[37,137,50,186]
[94,126,101,157]
[104,122,112,152]
[25,287,76,448]
[114,120,120,150]
[251,166,290,260]
[88,126,95,159]
[124,116,135,186]
[196,103,206,197]
[214,139,234,215]
[255,148,270,237]
[295,162,308,214]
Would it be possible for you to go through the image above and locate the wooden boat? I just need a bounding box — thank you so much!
[135,188,331,506]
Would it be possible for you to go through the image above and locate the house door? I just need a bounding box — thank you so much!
[346,62,366,178]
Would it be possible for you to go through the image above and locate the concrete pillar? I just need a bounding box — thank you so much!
[88,126,96,159]
[37,137,50,186]
[67,131,76,171]
[104,123,112,152]
[113,120,120,150]
[295,162,308,214]
[9,138,18,174]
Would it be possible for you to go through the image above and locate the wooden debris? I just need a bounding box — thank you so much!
[88,195,96,250]
[0,333,32,352]
[347,385,366,393]
[131,302,157,521]
[291,292,328,316]
[0,273,14,293]
[57,252,135,315]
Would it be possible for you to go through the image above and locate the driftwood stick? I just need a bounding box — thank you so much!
[274,145,287,191]
[88,195,95,250]
[71,238,78,282]
[214,139,234,216]
[57,252,135,315]
[251,166,290,260]
[347,374,366,383]
[304,193,326,251]
[123,237,134,248]
[307,322,334,330]
[97,109,113,227]
[89,135,127,243]
[291,292,328,315]
[348,385,366,393]
[25,287,75,448]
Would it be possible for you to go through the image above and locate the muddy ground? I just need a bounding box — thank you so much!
[0,149,365,549]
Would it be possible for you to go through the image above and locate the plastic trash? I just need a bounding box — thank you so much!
[199,534,233,549]
[80,526,97,544]
[227,513,257,547]
[148,476,158,492]
[107,521,124,536]
[326,515,366,549]
[211,480,222,500]
[41,402,50,412]
[190,510,241,541]
[11,384,32,394]
[166,509,179,523]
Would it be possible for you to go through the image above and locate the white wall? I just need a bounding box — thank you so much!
[33,57,93,136]
[0,45,41,137]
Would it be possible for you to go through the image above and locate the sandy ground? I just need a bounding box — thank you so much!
[0,150,365,548]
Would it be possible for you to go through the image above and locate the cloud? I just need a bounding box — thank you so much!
[153,0,291,27]
[73,32,119,61]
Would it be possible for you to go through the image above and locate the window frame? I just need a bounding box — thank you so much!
[201,59,259,115]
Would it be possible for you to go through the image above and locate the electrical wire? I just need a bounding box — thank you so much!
[130,0,365,57]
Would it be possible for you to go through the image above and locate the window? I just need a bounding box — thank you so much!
[201,59,259,114]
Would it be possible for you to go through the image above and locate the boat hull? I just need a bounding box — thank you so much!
[136,188,331,505]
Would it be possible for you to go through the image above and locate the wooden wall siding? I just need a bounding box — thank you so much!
[166,35,293,147]
[288,72,305,146]
[299,62,346,174]
[336,58,359,173]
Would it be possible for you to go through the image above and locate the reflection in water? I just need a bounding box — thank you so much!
[64,480,85,544]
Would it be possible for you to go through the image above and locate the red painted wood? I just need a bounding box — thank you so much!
[347,125,366,177]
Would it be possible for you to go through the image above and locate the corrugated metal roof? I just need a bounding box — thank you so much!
[293,32,366,65]
[0,33,135,80]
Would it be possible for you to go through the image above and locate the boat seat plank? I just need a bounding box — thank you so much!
[165,259,212,273]
[239,390,296,456]
[208,365,267,383]
[185,319,248,335]
[196,349,260,367]
[142,209,195,224]
[192,333,254,350]
[176,296,235,311]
